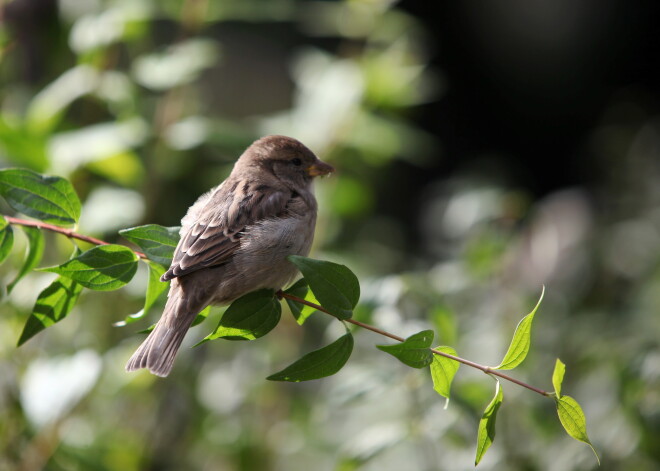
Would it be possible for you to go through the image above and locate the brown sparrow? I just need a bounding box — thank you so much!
[126,135,334,376]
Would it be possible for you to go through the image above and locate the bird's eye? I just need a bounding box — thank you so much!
[291,158,302,166]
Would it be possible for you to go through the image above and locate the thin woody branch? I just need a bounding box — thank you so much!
[278,291,550,397]
[4,215,147,259]
[4,212,549,397]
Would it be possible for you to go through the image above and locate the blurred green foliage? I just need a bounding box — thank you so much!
[0,1,658,470]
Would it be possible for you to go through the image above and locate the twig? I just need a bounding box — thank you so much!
[4,216,147,259]
[278,291,550,397]
[4,212,549,396]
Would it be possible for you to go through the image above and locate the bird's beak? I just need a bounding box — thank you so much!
[307,160,335,177]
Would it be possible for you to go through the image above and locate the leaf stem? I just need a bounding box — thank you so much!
[4,215,147,259]
[278,291,550,397]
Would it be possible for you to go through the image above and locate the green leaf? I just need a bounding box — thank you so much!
[17,276,83,346]
[143,261,167,315]
[429,346,460,403]
[376,330,434,368]
[203,289,280,341]
[556,395,600,464]
[283,278,321,325]
[39,244,139,291]
[7,226,45,293]
[191,305,212,327]
[552,358,566,398]
[0,216,14,264]
[287,255,360,320]
[493,286,545,370]
[0,168,81,227]
[267,333,354,382]
[113,261,168,327]
[137,306,212,335]
[119,224,180,267]
[475,380,504,465]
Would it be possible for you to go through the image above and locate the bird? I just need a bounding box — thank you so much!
[125,135,334,377]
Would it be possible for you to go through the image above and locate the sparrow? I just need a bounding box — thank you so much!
[126,135,334,377]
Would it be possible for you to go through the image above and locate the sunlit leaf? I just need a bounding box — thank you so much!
[113,261,167,327]
[203,289,280,341]
[376,330,434,368]
[556,395,600,464]
[552,358,566,398]
[40,244,139,291]
[7,226,45,293]
[140,305,212,337]
[119,224,179,267]
[0,168,81,227]
[493,287,545,370]
[283,278,321,325]
[475,380,504,465]
[143,261,167,314]
[288,255,360,320]
[0,216,14,264]
[429,346,460,402]
[17,276,83,346]
[267,333,353,382]
[191,305,212,328]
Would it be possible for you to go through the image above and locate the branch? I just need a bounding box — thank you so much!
[278,291,550,397]
[4,216,147,259]
[4,213,549,397]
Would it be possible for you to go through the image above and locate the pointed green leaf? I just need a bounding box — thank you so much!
[114,261,168,327]
[267,333,354,382]
[430,346,460,401]
[475,380,504,465]
[204,289,280,341]
[39,244,139,291]
[17,276,83,346]
[0,216,14,264]
[136,300,211,335]
[283,278,308,320]
[493,286,545,370]
[552,358,566,398]
[191,305,212,327]
[143,261,167,315]
[287,255,359,320]
[377,330,434,368]
[0,168,81,226]
[7,226,45,293]
[284,278,321,325]
[556,395,600,464]
[119,224,180,267]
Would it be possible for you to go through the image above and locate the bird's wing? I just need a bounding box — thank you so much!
[161,180,291,281]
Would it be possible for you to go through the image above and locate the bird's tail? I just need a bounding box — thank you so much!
[125,280,207,377]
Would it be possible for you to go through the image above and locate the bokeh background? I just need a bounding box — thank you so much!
[1,0,659,470]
